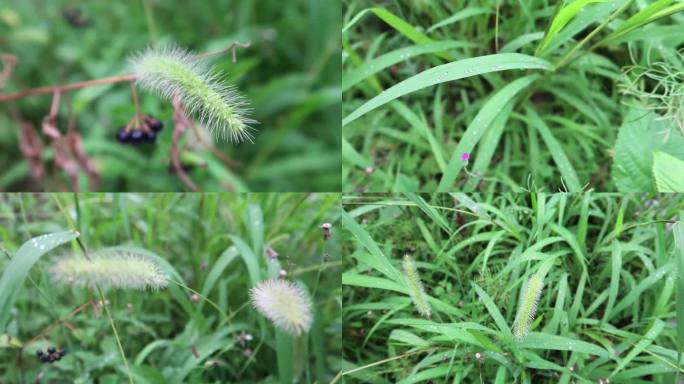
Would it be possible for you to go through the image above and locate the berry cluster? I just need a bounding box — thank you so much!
[116,115,164,144]
[36,346,66,364]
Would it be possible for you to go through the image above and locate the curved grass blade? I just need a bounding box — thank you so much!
[437,74,541,191]
[343,41,471,92]
[517,332,610,358]
[610,319,665,377]
[463,101,514,191]
[471,282,513,340]
[0,230,80,333]
[536,0,611,54]
[523,105,582,192]
[674,223,684,383]
[343,54,552,127]
[427,8,493,32]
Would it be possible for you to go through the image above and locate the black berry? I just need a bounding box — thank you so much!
[130,130,144,144]
[144,130,157,142]
[150,119,164,132]
[40,355,49,363]
[48,346,55,354]
[36,349,43,357]
[59,349,66,357]
[116,128,131,143]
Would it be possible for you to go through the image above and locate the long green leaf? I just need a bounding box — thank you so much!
[437,75,541,191]
[674,223,684,382]
[342,41,471,92]
[0,230,80,333]
[524,105,582,192]
[517,332,610,358]
[343,54,552,127]
[537,0,611,54]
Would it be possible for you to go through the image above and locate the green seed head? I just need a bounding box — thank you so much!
[402,255,432,318]
[50,250,168,291]
[513,273,544,340]
[129,45,256,143]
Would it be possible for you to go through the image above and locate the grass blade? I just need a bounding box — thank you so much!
[342,41,471,92]
[343,54,552,127]
[437,75,540,191]
[0,230,80,334]
[674,223,684,382]
[522,105,582,192]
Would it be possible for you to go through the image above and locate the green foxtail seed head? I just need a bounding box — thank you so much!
[129,45,256,143]
[402,255,431,318]
[50,250,168,291]
[250,279,313,336]
[513,273,544,340]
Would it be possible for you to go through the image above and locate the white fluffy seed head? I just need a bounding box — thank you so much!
[129,45,256,143]
[250,279,313,336]
[50,250,168,291]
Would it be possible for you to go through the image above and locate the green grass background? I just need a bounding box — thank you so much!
[342,0,684,192]
[0,193,341,383]
[342,192,683,383]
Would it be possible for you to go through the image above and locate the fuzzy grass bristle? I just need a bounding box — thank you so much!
[50,250,168,291]
[129,45,256,143]
[250,279,313,336]
[402,255,432,318]
[513,273,544,340]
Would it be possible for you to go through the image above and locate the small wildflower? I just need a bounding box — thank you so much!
[475,352,483,362]
[460,152,471,162]
[190,293,200,302]
[250,279,313,336]
[235,331,253,346]
[279,269,287,278]
[365,166,374,174]
[266,246,279,260]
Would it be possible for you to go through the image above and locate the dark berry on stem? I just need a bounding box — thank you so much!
[48,346,55,354]
[36,349,43,356]
[130,130,144,144]
[151,119,164,132]
[40,355,49,363]
[116,127,130,143]
[59,349,66,357]
[144,131,157,142]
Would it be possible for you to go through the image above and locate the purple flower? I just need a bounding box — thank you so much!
[460,152,470,162]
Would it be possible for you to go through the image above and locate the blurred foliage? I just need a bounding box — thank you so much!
[0,0,341,192]
[0,193,342,383]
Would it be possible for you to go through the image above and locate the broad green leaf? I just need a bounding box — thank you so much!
[653,151,684,192]
[612,107,684,192]
[343,54,552,127]
[0,230,80,334]
[437,75,541,191]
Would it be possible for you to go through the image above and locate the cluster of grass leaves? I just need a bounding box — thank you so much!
[342,192,684,383]
[0,192,341,383]
[0,0,340,192]
[342,0,684,192]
